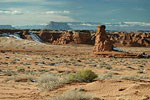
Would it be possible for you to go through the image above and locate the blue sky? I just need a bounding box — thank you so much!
[0,0,150,25]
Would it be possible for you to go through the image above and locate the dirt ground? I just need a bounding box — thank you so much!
[0,37,150,100]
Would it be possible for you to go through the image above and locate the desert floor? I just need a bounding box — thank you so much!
[0,37,150,100]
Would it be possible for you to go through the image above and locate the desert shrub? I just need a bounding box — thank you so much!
[14,75,36,82]
[137,70,144,74]
[17,68,25,73]
[67,69,98,82]
[5,75,36,82]
[49,90,91,100]
[97,73,113,80]
[3,70,16,76]
[105,64,112,70]
[121,75,150,80]
[38,73,63,91]
[117,97,130,100]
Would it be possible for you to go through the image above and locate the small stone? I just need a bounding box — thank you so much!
[78,88,86,92]
[47,63,56,66]
[77,60,82,62]
[91,97,104,100]
[35,62,45,65]
[118,88,126,91]
[58,70,64,73]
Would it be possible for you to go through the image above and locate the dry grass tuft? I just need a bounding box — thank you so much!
[38,73,64,91]
[48,90,91,100]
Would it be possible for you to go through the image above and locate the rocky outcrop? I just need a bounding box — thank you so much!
[73,31,91,44]
[22,30,32,40]
[0,29,150,47]
[53,31,73,44]
[109,33,150,47]
[39,30,62,43]
[93,25,113,53]
[52,31,92,44]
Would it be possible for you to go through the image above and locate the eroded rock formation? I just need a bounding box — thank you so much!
[0,29,150,47]
[22,30,32,40]
[39,30,62,43]
[108,33,150,47]
[53,31,73,44]
[93,25,113,53]
[52,31,91,44]
[73,31,91,44]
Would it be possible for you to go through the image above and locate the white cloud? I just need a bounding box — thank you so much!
[0,10,23,15]
[0,0,65,5]
[80,23,96,26]
[0,0,45,3]
[0,0,20,2]
[133,8,145,11]
[45,10,70,14]
[0,13,76,25]
[124,22,150,26]
[104,22,150,27]
[0,0,75,25]
[119,25,129,27]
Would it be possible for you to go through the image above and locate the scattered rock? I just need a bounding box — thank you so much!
[35,62,45,65]
[21,62,31,65]
[118,88,126,91]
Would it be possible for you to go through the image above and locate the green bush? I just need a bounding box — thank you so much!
[67,69,98,82]
[17,68,25,73]
[137,70,144,74]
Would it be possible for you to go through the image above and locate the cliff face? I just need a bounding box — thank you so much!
[44,21,72,30]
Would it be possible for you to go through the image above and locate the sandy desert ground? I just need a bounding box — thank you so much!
[0,37,150,100]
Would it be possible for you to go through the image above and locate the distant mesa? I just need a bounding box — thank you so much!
[1,21,150,31]
[0,25,15,29]
[44,21,72,30]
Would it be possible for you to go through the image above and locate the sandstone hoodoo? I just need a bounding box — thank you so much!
[92,25,146,58]
[93,25,113,53]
